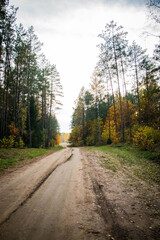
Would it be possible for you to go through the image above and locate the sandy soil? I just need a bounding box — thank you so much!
[80,148,160,240]
[0,147,159,240]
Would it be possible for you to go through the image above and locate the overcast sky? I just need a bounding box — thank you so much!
[10,0,159,133]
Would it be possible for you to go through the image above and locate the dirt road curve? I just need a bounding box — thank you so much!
[0,147,159,240]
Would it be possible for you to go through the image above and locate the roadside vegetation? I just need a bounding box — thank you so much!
[86,145,160,185]
[0,146,63,171]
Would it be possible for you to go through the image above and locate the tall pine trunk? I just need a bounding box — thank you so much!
[112,31,125,142]
[27,57,32,147]
[120,54,132,141]
[134,53,141,124]
[106,64,118,134]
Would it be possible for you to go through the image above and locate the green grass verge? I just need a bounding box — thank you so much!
[86,145,160,185]
[0,145,63,171]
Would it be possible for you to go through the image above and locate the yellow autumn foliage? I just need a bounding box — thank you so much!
[133,126,160,150]
[102,120,119,144]
[56,134,61,145]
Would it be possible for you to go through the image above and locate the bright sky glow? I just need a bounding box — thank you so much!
[10,0,159,132]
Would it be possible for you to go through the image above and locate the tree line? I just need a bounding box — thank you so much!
[70,20,160,151]
[0,1,63,148]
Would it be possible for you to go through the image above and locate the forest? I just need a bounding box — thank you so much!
[70,20,160,151]
[0,1,63,148]
[0,0,159,151]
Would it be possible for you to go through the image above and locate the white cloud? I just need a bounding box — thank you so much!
[10,0,159,132]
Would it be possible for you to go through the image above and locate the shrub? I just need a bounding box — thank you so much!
[0,136,15,148]
[49,139,56,147]
[133,126,160,151]
[19,138,25,148]
[86,136,95,146]
[15,137,25,148]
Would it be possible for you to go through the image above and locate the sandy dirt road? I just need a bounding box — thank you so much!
[0,147,159,240]
[0,148,104,240]
[0,148,72,225]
